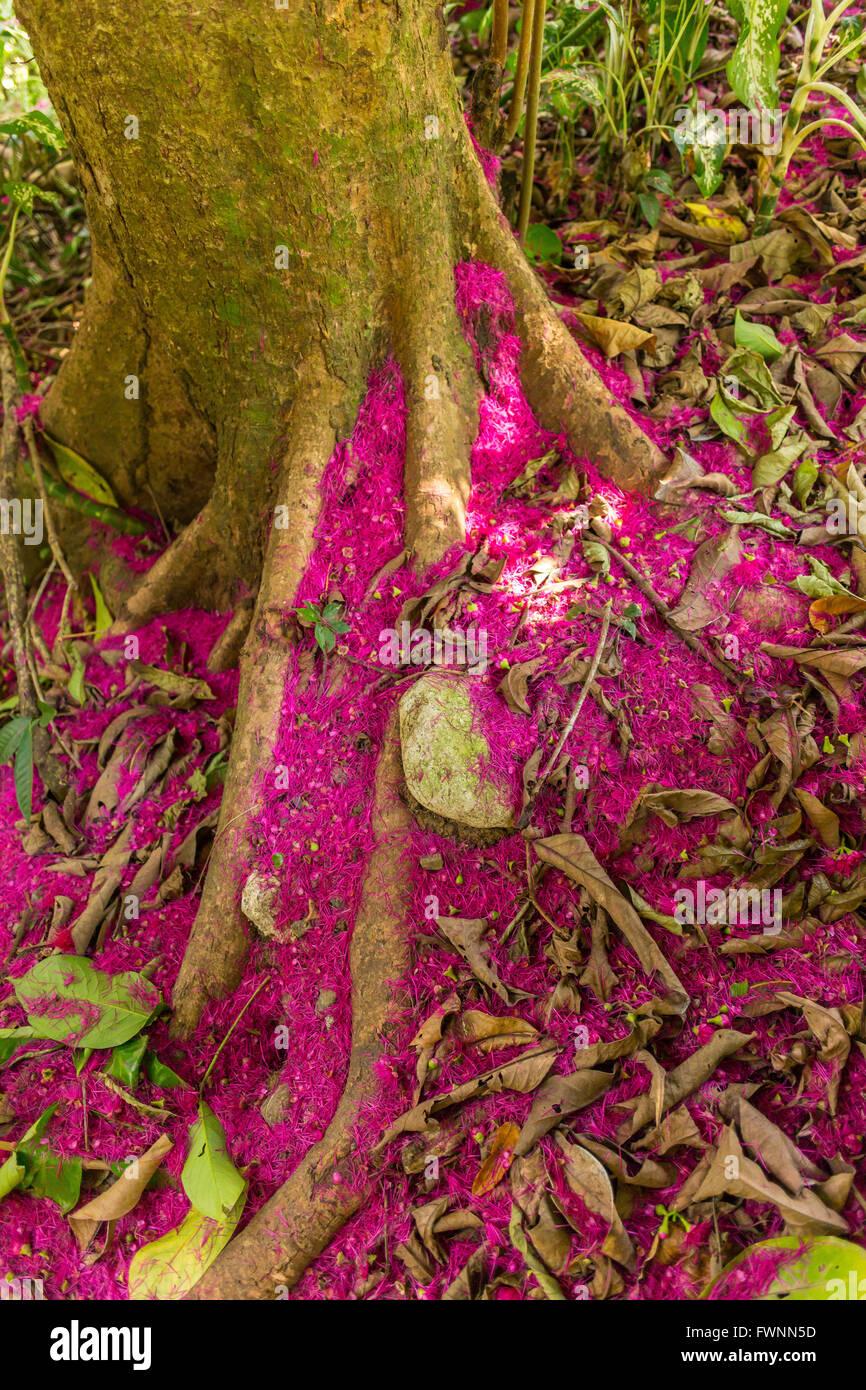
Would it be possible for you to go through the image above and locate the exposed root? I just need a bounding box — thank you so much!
[170,378,347,1039]
[187,715,411,1298]
[393,231,481,573]
[461,150,667,492]
[109,495,239,633]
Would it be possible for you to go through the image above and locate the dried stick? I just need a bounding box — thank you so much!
[519,602,611,828]
[21,417,76,589]
[591,537,746,689]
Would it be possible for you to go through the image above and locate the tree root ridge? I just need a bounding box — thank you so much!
[459,146,667,492]
[187,717,411,1299]
[170,379,348,1039]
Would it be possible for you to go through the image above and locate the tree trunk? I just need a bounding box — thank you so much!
[14,0,666,1293]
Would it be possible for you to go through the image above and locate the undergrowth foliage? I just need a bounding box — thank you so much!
[0,0,865,1312]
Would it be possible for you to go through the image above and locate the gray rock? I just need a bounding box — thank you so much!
[260,1082,292,1128]
[316,988,337,1015]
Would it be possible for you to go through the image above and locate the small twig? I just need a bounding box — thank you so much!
[518,603,611,830]
[22,417,77,589]
[541,601,611,785]
[200,977,269,1093]
[26,556,56,627]
[145,481,171,545]
[524,839,558,933]
[592,537,746,689]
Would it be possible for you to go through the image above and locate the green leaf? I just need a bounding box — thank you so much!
[294,603,319,628]
[144,1051,190,1090]
[726,0,788,112]
[673,103,726,197]
[13,723,33,822]
[128,1192,246,1300]
[181,1101,245,1221]
[751,436,809,488]
[704,1236,866,1301]
[14,956,160,1049]
[314,622,336,653]
[89,574,112,638]
[734,309,784,360]
[66,643,86,705]
[0,110,64,152]
[0,1026,39,1065]
[764,404,796,450]
[638,190,661,228]
[22,1149,82,1213]
[2,179,35,214]
[793,456,819,505]
[44,434,118,507]
[710,390,749,446]
[524,224,563,266]
[719,508,794,538]
[0,1150,26,1203]
[720,347,785,413]
[0,715,30,766]
[106,1033,149,1089]
[0,1103,56,1205]
[791,556,853,600]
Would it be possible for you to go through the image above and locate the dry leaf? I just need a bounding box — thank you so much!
[499,657,546,716]
[793,788,840,849]
[436,917,517,1004]
[691,1126,847,1236]
[554,1135,635,1269]
[454,1010,539,1053]
[534,834,689,1013]
[69,1135,172,1250]
[471,1122,521,1197]
[515,1068,613,1155]
[575,312,656,357]
[808,593,866,633]
[376,1046,558,1148]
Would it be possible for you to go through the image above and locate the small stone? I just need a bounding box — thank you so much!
[316,988,338,1015]
[241,871,280,938]
[260,1082,292,1128]
[419,854,443,871]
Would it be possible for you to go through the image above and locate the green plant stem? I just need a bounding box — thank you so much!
[503,0,536,143]
[490,0,509,65]
[199,979,268,1094]
[516,0,546,244]
[754,0,866,234]
[20,449,147,534]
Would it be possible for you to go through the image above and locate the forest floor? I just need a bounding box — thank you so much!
[1,8,866,1301]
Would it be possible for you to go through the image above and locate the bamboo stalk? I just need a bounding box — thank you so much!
[504,0,536,143]
[516,0,547,245]
[490,0,509,65]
